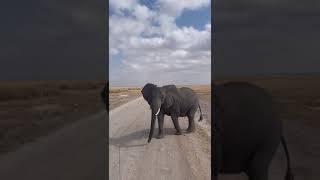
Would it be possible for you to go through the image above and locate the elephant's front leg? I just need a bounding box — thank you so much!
[171,115,182,135]
[156,112,164,139]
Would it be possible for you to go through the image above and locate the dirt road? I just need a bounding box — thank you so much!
[1,95,317,180]
[0,111,107,180]
[109,97,211,180]
[111,96,319,180]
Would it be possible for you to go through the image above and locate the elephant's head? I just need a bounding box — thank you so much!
[141,83,172,143]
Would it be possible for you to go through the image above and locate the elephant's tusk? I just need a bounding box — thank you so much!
[155,108,160,116]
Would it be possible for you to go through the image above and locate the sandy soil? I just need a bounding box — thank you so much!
[109,97,211,180]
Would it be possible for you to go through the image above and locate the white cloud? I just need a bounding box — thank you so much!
[109,0,211,86]
[171,50,188,57]
[109,0,138,12]
[157,0,210,17]
[133,4,154,20]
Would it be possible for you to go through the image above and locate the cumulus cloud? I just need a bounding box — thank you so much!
[109,0,211,86]
[110,0,138,12]
[157,0,210,17]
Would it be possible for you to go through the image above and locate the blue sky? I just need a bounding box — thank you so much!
[109,0,211,86]
[176,6,211,30]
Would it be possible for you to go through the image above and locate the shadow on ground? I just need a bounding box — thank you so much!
[109,128,186,148]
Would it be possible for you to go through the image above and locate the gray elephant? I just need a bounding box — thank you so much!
[100,82,108,112]
[141,83,203,143]
[213,82,294,180]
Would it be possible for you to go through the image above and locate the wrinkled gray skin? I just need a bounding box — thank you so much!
[141,83,203,143]
[213,82,294,180]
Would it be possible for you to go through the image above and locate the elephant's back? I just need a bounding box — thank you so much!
[214,81,276,121]
[215,81,281,134]
[178,87,199,103]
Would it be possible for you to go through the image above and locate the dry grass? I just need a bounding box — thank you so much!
[0,81,105,101]
[188,85,211,102]
[109,87,141,94]
[0,81,106,154]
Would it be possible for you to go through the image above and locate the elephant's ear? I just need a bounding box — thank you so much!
[161,85,178,109]
[163,93,174,107]
[141,83,157,104]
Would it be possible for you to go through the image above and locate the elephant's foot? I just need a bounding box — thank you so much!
[156,134,164,139]
[186,127,195,133]
[175,131,182,135]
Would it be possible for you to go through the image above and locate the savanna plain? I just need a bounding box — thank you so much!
[0,81,106,155]
[0,76,319,179]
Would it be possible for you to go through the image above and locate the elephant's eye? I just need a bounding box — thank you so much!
[160,94,164,99]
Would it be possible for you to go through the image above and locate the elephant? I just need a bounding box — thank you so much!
[141,83,203,143]
[213,81,294,180]
[100,82,108,112]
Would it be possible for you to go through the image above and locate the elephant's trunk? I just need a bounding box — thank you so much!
[147,108,160,143]
[147,114,156,143]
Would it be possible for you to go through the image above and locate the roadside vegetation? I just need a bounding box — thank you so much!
[0,81,106,154]
[189,85,211,102]
[109,87,141,94]
[0,81,105,101]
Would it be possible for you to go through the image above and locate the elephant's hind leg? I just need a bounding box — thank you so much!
[246,142,277,180]
[186,110,196,133]
[246,154,269,180]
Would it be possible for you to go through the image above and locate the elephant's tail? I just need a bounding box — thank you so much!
[198,104,203,121]
[281,136,294,180]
